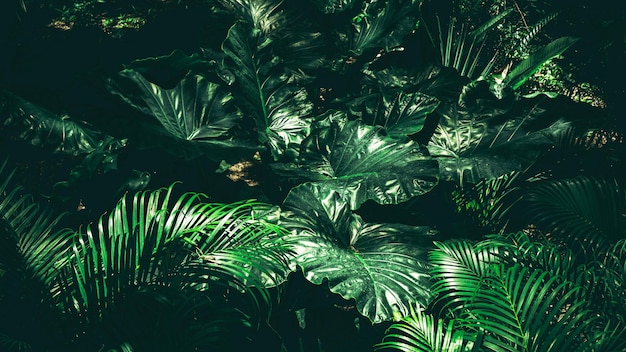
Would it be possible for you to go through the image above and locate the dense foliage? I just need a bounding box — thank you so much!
[1,0,624,351]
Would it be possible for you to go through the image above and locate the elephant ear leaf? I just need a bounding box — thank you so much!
[275,119,439,209]
[349,0,421,55]
[106,70,240,141]
[349,90,440,138]
[428,84,571,184]
[222,21,313,160]
[0,90,112,156]
[281,182,436,323]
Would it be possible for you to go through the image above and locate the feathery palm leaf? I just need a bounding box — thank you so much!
[431,239,615,351]
[524,176,626,250]
[0,160,73,286]
[500,36,579,90]
[55,184,292,324]
[436,9,512,79]
[375,303,479,351]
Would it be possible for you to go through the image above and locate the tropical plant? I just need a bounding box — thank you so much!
[0,0,622,350]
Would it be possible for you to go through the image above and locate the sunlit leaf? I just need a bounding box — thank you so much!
[222,21,313,160]
[107,70,240,141]
[274,119,438,208]
[281,182,436,323]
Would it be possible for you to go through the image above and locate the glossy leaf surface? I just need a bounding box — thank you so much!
[222,21,313,159]
[428,85,570,184]
[350,90,440,138]
[107,70,240,140]
[281,182,436,323]
[275,119,438,208]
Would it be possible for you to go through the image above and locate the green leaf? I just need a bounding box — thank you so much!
[349,90,440,138]
[281,182,436,323]
[0,160,73,287]
[349,0,421,55]
[274,119,439,209]
[0,90,114,156]
[430,240,605,352]
[428,86,571,184]
[375,303,479,351]
[58,184,292,323]
[525,176,626,248]
[222,21,313,160]
[503,36,579,90]
[436,9,512,79]
[107,70,240,140]
[310,0,356,14]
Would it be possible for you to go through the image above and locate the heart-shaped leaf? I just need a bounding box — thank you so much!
[274,119,438,208]
[107,70,240,141]
[281,182,436,323]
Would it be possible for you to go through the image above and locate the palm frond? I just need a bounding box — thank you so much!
[436,9,512,79]
[524,176,626,251]
[55,184,292,324]
[432,238,622,351]
[503,36,579,90]
[0,160,73,286]
[375,303,478,351]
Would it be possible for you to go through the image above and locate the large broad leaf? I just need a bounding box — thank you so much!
[349,90,440,138]
[0,90,116,156]
[107,70,240,140]
[222,21,313,160]
[274,118,439,209]
[281,182,436,323]
[428,83,571,184]
[349,0,421,55]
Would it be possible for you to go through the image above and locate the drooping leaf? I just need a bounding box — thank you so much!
[0,90,114,156]
[430,240,604,352]
[57,184,292,324]
[349,90,440,138]
[222,21,313,160]
[281,182,436,323]
[274,118,439,209]
[0,160,73,287]
[107,70,240,141]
